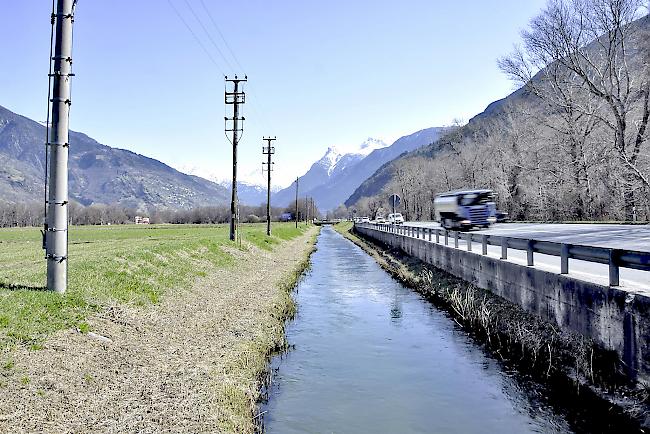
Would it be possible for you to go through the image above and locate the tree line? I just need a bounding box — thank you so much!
[0,200,321,228]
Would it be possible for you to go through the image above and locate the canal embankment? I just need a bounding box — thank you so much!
[266,226,577,433]
[336,222,650,429]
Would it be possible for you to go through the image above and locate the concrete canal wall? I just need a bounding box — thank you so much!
[354,225,650,384]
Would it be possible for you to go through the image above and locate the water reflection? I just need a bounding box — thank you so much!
[264,226,572,434]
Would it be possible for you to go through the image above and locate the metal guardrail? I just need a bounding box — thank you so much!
[355,223,650,287]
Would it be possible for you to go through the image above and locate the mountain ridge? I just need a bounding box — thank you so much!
[273,128,446,211]
[0,104,230,211]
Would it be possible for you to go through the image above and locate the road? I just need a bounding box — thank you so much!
[401,221,650,294]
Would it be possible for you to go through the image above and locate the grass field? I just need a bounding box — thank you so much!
[0,223,308,350]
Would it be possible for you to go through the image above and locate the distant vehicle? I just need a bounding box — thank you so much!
[434,189,497,230]
[280,212,293,222]
[496,211,509,223]
[376,217,387,223]
[360,216,370,223]
[388,213,404,224]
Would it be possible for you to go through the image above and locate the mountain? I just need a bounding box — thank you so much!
[221,181,281,207]
[273,129,446,211]
[313,127,447,210]
[0,104,229,210]
[271,140,386,208]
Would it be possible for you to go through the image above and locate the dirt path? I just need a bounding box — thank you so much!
[0,227,318,433]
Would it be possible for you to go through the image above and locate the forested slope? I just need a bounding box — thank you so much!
[348,5,649,222]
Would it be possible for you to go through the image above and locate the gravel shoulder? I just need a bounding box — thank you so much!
[0,226,319,434]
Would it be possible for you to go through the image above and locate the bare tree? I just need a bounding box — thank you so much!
[500,0,650,219]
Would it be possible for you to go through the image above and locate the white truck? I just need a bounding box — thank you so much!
[434,189,497,230]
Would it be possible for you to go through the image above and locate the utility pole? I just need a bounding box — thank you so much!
[45,0,76,293]
[307,197,313,224]
[262,136,276,236]
[225,75,247,241]
[295,176,299,229]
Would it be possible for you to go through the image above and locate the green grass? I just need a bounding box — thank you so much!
[0,222,309,349]
[333,221,353,235]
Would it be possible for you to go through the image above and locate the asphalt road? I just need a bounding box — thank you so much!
[406,222,650,252]
[401,221,650,293]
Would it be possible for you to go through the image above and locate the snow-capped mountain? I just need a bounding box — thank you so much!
[271,132,447,211]
[351,137,389,157]
[173,164,278,206]
[313,139,388,178]
[319,146,343,176]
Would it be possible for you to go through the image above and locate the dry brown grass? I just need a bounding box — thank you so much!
[0,226,319,434]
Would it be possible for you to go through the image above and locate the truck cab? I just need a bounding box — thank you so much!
[434,189,497,230]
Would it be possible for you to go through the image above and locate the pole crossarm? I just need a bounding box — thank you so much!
[225,76,247,241]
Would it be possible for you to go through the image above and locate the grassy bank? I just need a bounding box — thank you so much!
[217,227,320,432]
[0,223,307,349]
[0,222,319,432]
[335,222,648,429]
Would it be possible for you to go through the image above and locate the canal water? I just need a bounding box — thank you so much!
[263,226,574,433]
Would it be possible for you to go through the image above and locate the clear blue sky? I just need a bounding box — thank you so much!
[1,0,547,187]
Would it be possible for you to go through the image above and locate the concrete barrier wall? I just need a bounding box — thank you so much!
[355,225,650,383]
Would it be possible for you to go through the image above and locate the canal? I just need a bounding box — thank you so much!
[262,226,594,433]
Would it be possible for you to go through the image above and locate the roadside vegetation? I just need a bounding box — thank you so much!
[0,223,306,349]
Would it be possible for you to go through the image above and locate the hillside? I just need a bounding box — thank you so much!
[347,12,650,222]
[0,104,229,210]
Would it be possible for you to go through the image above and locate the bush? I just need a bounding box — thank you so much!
[245,214,261,223]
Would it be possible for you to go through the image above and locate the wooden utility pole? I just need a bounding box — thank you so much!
[225,75,247,241]
[262,137,276,236]
[295,176,299,229]
[45,0,76,293]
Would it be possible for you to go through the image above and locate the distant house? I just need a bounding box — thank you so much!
[135,216,150,225]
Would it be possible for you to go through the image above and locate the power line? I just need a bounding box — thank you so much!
[198,0,246,74]
[181,0,235,72]
[177,1,273,142]
[193,0,272,133]
[166,0,225,75]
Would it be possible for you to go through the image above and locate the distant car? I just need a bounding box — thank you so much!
[360,217,370,223]
[376,217,387,223]
[388,213,404,224]
[496,211,509,223]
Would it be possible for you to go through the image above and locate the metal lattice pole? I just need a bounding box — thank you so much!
[45,0,75,293]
